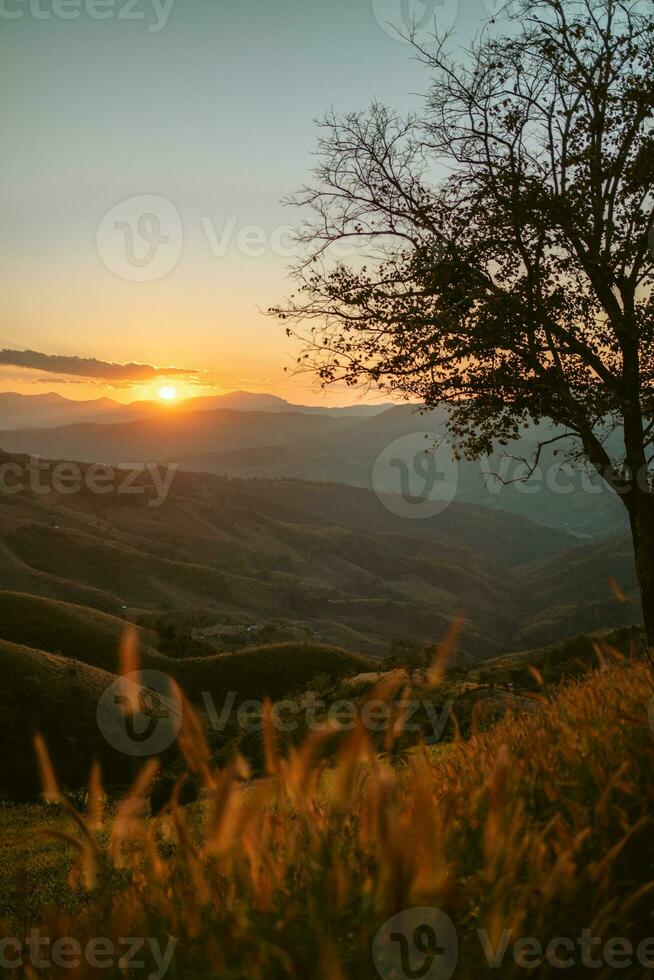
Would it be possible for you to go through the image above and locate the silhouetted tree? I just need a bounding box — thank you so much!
[274,0,654,648]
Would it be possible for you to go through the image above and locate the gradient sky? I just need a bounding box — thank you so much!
[1,0,499,404]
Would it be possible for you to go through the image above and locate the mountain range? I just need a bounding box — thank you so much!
[0,430,637,799]
[0,393,627,538]
[0,390,394,429]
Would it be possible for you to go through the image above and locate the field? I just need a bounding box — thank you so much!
[2,628,653,978]
[0,461,646,974]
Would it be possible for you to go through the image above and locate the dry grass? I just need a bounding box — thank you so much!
[9,641,654,978]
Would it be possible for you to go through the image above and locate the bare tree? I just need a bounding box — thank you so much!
[273,0,654,647]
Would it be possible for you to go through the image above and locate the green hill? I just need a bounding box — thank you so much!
[0,591,161,671]
[0,626,373,801]
[0,589,374,698]
[0,454,637,663]
[0,640,130,801]
[174,641,373,703]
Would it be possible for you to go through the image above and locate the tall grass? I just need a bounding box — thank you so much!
[11,646,654,978]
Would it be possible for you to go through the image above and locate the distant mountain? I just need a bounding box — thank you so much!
[167,390,396,417]
[0,398,628,538]
[0,389,395,430]
[0,391,125,429]
[0,407,356,462]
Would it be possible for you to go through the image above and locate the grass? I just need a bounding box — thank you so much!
[0,590,159,671]
[0,624,374,802]
[0,590,373,691]
[5,634,654,978]
[0,639,141,801]
[174,641,374,703]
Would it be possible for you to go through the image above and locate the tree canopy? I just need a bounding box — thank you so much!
[274,0,653,482]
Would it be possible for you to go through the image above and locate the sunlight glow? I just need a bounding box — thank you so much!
[158,385,178,402]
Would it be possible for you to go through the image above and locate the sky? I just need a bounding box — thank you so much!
[1,0,499,405]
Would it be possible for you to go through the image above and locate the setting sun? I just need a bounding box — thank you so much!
[158,385,178,402]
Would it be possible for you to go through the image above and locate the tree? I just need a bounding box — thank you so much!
[273,0,654,647]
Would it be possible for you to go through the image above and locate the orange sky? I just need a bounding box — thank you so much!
[0,364,393,409]
[0,0,440,410]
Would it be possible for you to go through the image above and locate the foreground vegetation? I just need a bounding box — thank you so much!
[2,632,654,978]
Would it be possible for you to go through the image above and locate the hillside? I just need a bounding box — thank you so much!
[0,454,636,664]
[0,640,128,800]
[0,408,355,462]
[4,639,653,978]
[0,449,639,803]
[0,627,373,800]
[0,591,161,670]
[0,402,628,537]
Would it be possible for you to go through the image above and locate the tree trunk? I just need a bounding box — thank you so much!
[627,490,654,658]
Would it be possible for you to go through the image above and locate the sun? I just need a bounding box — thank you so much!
[158,385,178,402]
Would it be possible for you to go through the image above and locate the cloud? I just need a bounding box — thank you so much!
[0,349,199,382]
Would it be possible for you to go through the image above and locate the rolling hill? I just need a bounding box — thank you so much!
[0,625,374,800]
[0,453,637,662]
[0,401,627,538]
[0,408,356,463]
[0,639,128,800]
[0,449,639,802]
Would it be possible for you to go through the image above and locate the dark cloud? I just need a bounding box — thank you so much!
[0,349,198,382]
